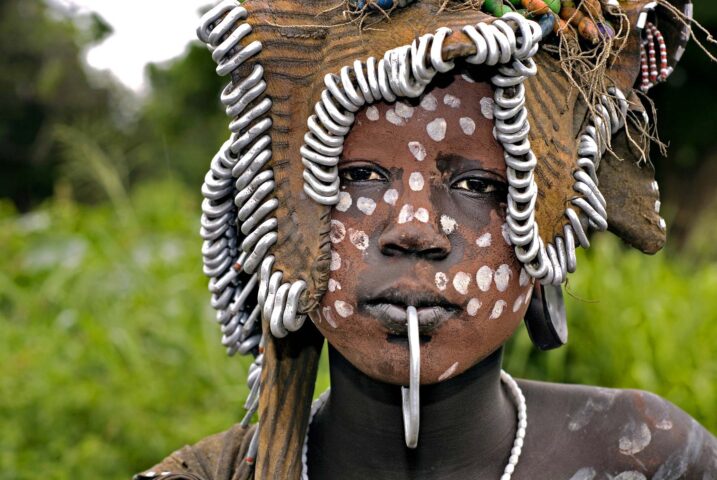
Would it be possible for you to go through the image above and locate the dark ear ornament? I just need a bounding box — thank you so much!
[524,283,568,351]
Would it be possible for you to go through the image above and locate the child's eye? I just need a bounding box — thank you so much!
[340,167,385,182]
[453,177,500,194]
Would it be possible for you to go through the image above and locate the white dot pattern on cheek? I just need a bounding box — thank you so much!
[366,106,380,121]
[459,117,476,135]
[480,97,495,119]
[328,278,342,292]
[336,192,352,212]
[330,250,342,271]
[512,294,524,313]
[440,214,456,234]
[408,141,426,161]
[383,188,399,206]
[322,306,338,328]
[467,298,482,316]
[490,300,507,319]
[443,94,461,108]
[494,264,512,292]
[409,172,424,191]
[414,207,429,223]
[348,228,370,250]
[519,268,530,287]
[476,232,492,247]
[435,272,448,291]
[452,272,471,295]
[398,204,415,224]
[330,219,346,244]
[426,118,447,142]
[386,108,406,126]
[420,93,437,111]
[334,300,354,318]
[395,101,415,119]
[356,196,376,215]
[476,266,493,292]
[501,223,512,245]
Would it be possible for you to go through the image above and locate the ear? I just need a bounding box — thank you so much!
[524,283,568,351]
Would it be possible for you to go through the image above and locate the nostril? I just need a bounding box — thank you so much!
[379,225,451,259]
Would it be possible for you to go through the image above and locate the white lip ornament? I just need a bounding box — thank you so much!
[401,305,420,448]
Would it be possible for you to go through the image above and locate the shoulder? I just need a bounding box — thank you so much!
[133,423,256,480]
[517,380,717,479]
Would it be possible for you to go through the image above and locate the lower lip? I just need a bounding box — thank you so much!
[363,303,455,334]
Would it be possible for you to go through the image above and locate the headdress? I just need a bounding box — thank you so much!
[194,0,694,477]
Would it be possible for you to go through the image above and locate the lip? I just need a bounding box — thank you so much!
[359,288,460,335]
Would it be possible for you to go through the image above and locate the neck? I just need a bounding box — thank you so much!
[307,346,518,480]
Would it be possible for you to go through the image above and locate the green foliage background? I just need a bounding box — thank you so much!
[1,1,716,479]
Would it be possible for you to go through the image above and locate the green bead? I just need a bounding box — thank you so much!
[545,0,561,14]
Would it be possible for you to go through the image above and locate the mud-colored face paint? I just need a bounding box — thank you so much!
[313,73,532,385]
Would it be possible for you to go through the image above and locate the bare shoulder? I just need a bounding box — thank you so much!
[516,379,717,480]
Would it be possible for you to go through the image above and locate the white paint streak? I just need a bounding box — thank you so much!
[420,93,438,111]
[656,419,673,431]
[519,268,530,287]
[461,73,476,83]
[490,300,507,319]
[328,278,341,292]
[386,108,406,126]
[409,172,425,191]
[330,219,346,244]
[330,250,341,271]
[383,188,399,206]
[512,295,524,313]
[438,362,459,381]
[426,118,447,142]
[476,266,493,292]
[365,105,379,121]
[659,217,666,231]
[568,467,597,480]
[654,200,661,213]
[467,298,482,316]
[613,472,647,480]
[568,391,618,431]
[440,215,456,234]
[494,264,512,292]
[414,208,429,223]
[348,228,369,251]
[322,306,337,328]
[435,272,448,291]
[459,117,476,135]
[501,223,511,245]
[480,97,495,119]
[443,94,461,108]
[398,204,415,224]
[619,422,652,455]
[395,101,415,119]
[453,272,471,295]
[356,196,376,216]
[408,141,426,161]
[334,300,354,318]
[476,232,492,247]
[336,191,352,212]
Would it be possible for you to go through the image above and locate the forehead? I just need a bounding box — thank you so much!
[342,72,505,172]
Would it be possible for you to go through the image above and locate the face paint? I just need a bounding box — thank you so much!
[314,74,532,385]
[366,105,380,121]
[480,97,494,119]
[386,108,406,126]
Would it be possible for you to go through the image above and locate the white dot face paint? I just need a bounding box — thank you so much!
[398,204,415,224]
[658,217,666,231]
[414,208,429,223]
[501,223,511,245]
[426,118,447,142]
[613,472,647,480]
[655,419,673,431]
[408,141,426,161]
[330,250,341,271]
[383,188,398,206]
[328,278,341,292]
[443,94,461,108]
[322,306,337,328]
[356,196,376,216]
[476,266,493,292]
[453,272,471,295]
[467,298,482,316]
[459,117,476,135]
[654,200,661,213]
[494,264,512,292]
[348,228,369,251]
[395,101,415,119]
[440,215,456,234]
[438,362,459,381]
[490,300,507,319]
[365,106,380,121]
[334,300,354,318]
[435,272,448,291]
[476,232,492,247]
[519,268,530,287]
[408,172,424,191]
[386,108,406,126]
[512,295,524,313]
[420,93,437,111]
[330,219,346,244]
[461,73,476,83]
[568,467,597,480]
[618,422,652,455]
[480,97,495,119]
[336,191,352,212]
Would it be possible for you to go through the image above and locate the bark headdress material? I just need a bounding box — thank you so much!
[194,0,693,477]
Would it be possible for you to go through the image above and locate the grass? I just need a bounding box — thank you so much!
[0,179,714,479]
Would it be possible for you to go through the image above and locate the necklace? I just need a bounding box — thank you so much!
[301,370,527,480]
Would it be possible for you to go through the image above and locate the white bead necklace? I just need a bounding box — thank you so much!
[301,370,527,480]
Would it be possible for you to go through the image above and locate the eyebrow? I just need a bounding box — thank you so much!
[436,152,506,180]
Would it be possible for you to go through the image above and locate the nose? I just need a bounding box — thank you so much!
[378,209,452,260]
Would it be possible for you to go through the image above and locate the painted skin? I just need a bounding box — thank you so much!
[310,73,534,385]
